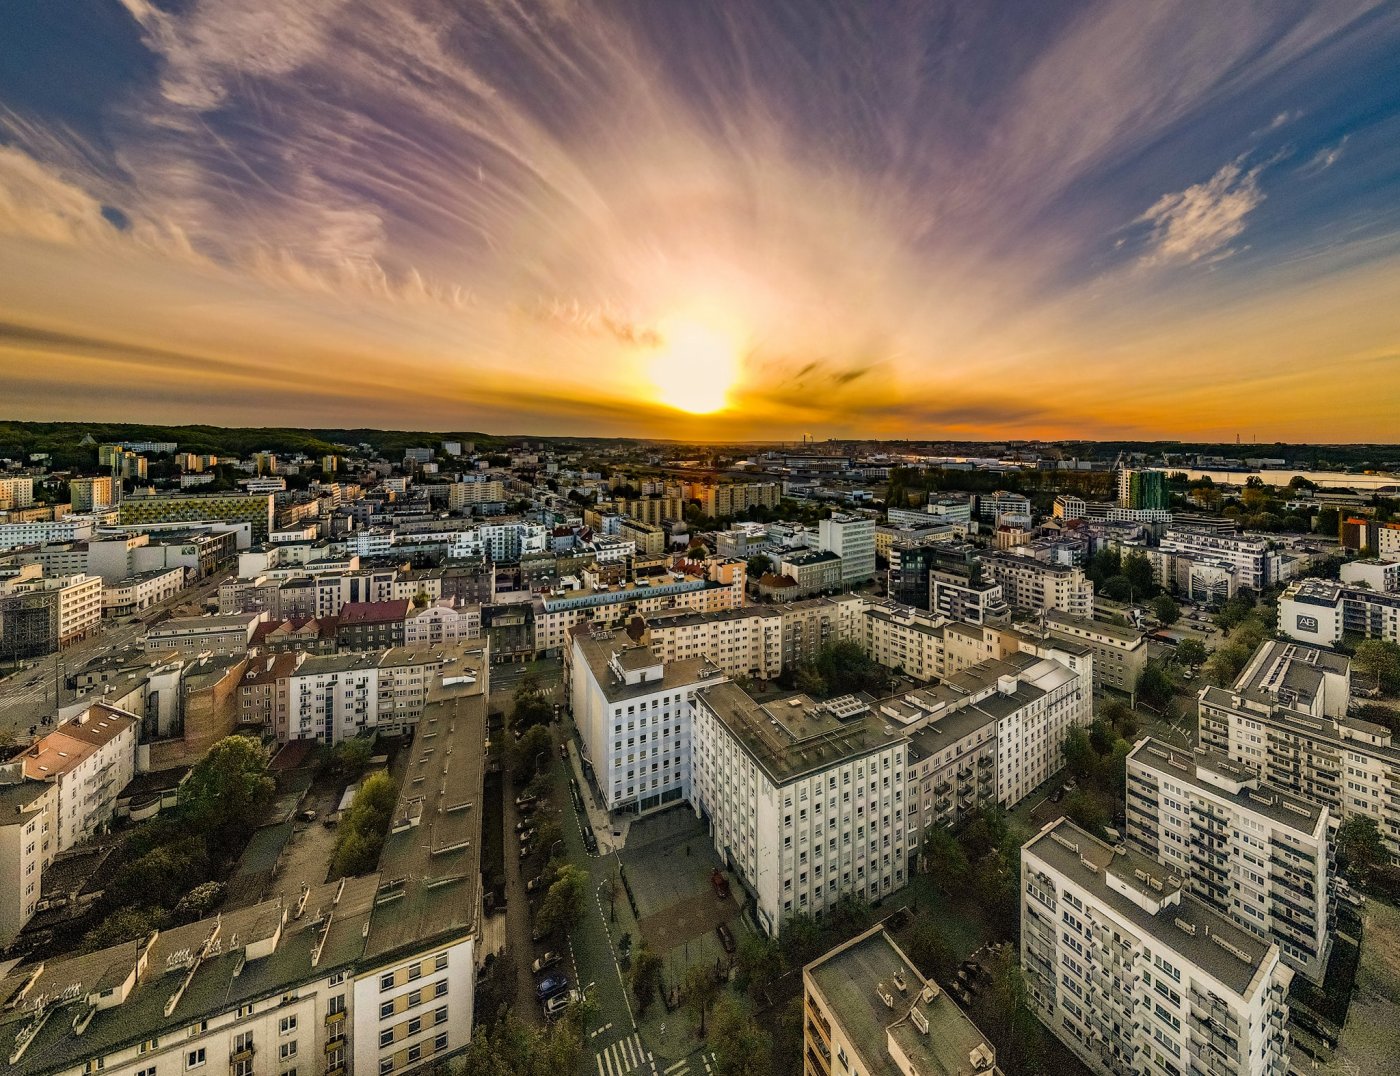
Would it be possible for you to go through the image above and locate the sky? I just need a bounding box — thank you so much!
[1,1,1399,442]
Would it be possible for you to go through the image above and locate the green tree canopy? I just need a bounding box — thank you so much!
[1175,637,1208,667]
[920,825,971,892]
[537,864,588,938]
[629,943,663,1015]
[1354,639,1400,694]
[1150,594,1180,626]
[710,996,773,1076]
[178,735,275,855]
[1337,817,1387,881]
[331,771,398,877]
[512,724,554,783]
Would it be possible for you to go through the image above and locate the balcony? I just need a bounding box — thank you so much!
[229,1046,255,1064]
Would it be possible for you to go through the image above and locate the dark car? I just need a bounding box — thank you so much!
[582,830,598,855]
[715,923,736,954]
[535,974,570,1001]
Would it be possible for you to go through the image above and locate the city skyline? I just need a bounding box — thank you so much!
[3,2,1399,441]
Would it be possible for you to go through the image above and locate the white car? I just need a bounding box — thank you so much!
[543,989,580,1020]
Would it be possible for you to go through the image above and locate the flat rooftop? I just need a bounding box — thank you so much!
[806,926,995,1076]
[1234,639,1349,711]
[694,681,905,785]
[1128,737,1324,835]
[1026,819,1276,999]
[572,626,722,703]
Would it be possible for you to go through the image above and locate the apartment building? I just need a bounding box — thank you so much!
[690,482,781,519]
[1040,610,1147,697]
[0,519,96,548]
[69,475,113,512]
[0,766,56,944]
[101,566,185,617]
[643,606,786,680]
[691,684,909,935]
[803,926,998,1076]
[779,549,844,597]
[19,703,139,852]
[1021,818,1291,1076]
[982,552,1094,618]
[337,600,411,651]
[818,513,876,586]
[1277,577,1400,646]
[448,521,548,561]
[404,601,481,648]
[1234,640,1351,719]
[863,601,946,683]
[942,621,1023,678]
[900,684,1000,834]
[617,495,686,524]
[143,611,264,657]
[930,570,1009,626]
[1117,468,1169,510]
[1339,558,1400,593]
[569,626,724,813]
[118,490,275,546]
[619,517,666,555]
[0,476,34,510]
[1161,527,1287,593]
[532,561,745,655]
[447,479,505,508]
[1126,737,1333,982]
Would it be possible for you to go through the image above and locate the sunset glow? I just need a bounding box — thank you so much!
[647,318,743,415]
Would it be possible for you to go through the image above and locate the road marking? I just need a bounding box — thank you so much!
[664,1061,688,1074]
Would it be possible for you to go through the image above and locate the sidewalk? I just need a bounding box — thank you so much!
[563,735,632,855]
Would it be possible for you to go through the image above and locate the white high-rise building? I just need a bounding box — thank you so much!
[569,626,725,813]
[1126,737,1334,983]
[1022,818,1292,1076]
[981,552,1095,618]
[690,684,909,935]
[818,513,876,586]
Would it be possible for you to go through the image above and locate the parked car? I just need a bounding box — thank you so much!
[715,923,736,954]
[559,742,569,760]
[515,820,532,833]
[544,989,580,1020]
[518,828,535,844]
[515,794,538,808]
[533,952,563,975]
[525,874,547,893]
[582,830,598,855]
[535,975,570,1001]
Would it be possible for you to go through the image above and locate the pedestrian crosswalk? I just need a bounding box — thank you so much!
[661,1051,716,1076]
[595,1033,654,1076]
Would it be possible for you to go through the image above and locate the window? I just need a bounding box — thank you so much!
[380,1000,395,1020]
[435,1033,448,1051]
[380,972,395,992]
[434,979,449,999]
[329,994,347,1015]
[380,1062,394,1076]
[280,1042,298,1061]
[329,970,346,986]
[279,1016,297,1035]
[435,951,449,971]
[186,1048,207,1070]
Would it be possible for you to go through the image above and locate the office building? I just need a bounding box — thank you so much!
[1277,577,1400,646]
[1161,527,1287,593]
[690,684,910,935]
[930,565,1009,626]
[1021,818,1291,1076]
[803,926,998,1076]
[1053,495,1087,521]
[0,518,96,549]
[1126,737,1333,982]
[118,490,276,546]
[818,513,876,586]
[569,626,724,813]
[0,572,102,653]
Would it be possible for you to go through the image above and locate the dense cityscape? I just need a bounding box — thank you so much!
[0,428,1397,1076]
[4,3,1400,1076]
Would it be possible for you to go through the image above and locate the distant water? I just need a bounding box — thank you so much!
[1175,468,1400,491]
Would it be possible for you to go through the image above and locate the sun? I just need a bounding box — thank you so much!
[647,316,741,414]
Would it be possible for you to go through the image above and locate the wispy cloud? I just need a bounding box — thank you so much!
[1300,136,1349,175]
[1135,161,1265,266]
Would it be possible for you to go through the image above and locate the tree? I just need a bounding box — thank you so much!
[629,943,662,1015]
[1337,817,1387,881]
[331,771,398,877]
[173,881,227,923]
[537,864,588,937]
[178,735,275,855]
[1063,790,1110,837]
[1175,637,1208,667]
[334,736,373,778]
[920,825,971,892]
[1062,727,1097,782]
[682,962,720,1037]
[793,663,827,698]
[906,920,955,982]
[82,906,167,952]
[779,912,824,967]
[1150,595,1180,626]
[109,836,212,911]
[734,934,784,1000]
[512,678,554,730]
[1122,553,1155,599]
[1203,641,1251,686]
[512,725,554,783]
[710,996,772,1076]
[746,555,770,582]
[1354,639,1400,694]
[1136,661,1176,712]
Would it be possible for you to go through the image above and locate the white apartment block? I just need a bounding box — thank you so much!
[982,552,1094,618]
[644,606,786,680]
[1022,819,1292,1076]
[19,703,139,852]
[818,513,876,586]
[0,476,35,509]
[1339,558,1400,593]
[569,626,723,813]
[1162,528,1287,592]
[448,522,547,561]
[690,684,910,935]
[0,519,95,549]
[1277,577,1400,647]
[0,767,56,944]
[1126,738,1333,983]
[930,572,1009,626]
[403,601,481,647]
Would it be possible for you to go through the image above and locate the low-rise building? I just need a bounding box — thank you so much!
[101,566,186,618]
[143,611,264,657]
[337,599,411,651]
[1126,737,1333,982]
[1040,610,1147,697]
[1021,818,1291,1076]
